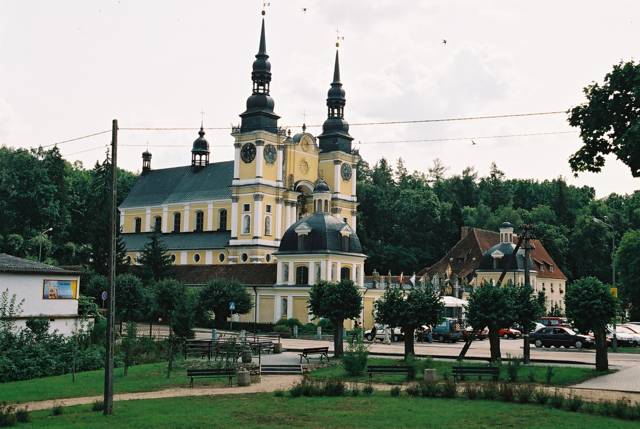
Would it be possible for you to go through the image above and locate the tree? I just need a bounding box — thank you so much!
[138,229,173,283]
[615,230,640,320]
[308,280,362,357]
[152,279,188,378]
[510,284,545,363]
[570,215,613,283]
[115,274,148,323]
[568,61,640,177]
[427,158,448,182]
[374,284,444,358]
[466,282,516,362]
[197,279,252,329]
[565,277,616,371]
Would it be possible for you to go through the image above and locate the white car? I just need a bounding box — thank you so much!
[364,324,403,342]
[531,322,545,333]
[607,326,639,347]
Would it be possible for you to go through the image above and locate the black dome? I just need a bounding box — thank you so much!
[192,128,209,154]
[246,93,275,111]
[277,213,363,254]
[314,179,330,193]
[500,221,514,229]
[478,242,534,271]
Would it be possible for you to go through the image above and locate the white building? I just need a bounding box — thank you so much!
[0,253,83,336]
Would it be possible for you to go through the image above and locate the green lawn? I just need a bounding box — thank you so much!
[0,362,226,404]
[309,357,604,386]
[19,394,640,429]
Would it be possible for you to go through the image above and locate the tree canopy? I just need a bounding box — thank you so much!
[615,230,640,320]
[138,229,173,283]
[197,279,253,329]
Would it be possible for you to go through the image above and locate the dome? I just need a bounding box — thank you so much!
[314,179,330,193]
[142,150,152,160]
[322,116,350,135]
[327,84,346,101]
[478,242,533,271]
[277,212,363,254]
[246,93,275,112]
[192,128,209,154]
[500,221,514,229]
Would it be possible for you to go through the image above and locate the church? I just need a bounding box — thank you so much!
[119,17,368,325]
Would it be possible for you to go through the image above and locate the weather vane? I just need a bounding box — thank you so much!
[336,26,344,48]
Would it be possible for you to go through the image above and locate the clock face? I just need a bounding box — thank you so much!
[341,163,353,181]
[241,143,256,163]
[264,144,277,164]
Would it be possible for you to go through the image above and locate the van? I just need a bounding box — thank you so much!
[432,318,463,343]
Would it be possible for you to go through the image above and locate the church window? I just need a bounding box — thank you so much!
[154,216,162,232]
[134,217,142,233]
[266,254,271,262]
[218,209,227,231]
[342,235,350,252]
[265,216,272,236]
[193,253,201,263]
[218,253,225,262]
[173,212,181,232]
[324,200,329,213]
[241,253,248,262]
[315,262,322,283]
[341,266,351,281]
[282,263,289,283]
[280,297,288,319]
[343,217,348,224]
[297,235,309,251]
[195,211,204,232]
[296,266,309,285]
[266,204,272,213]
[242,214,251,234]
[243,203,251,212]
[331,263,337,281]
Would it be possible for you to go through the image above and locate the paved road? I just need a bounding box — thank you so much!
[573,365,640,392]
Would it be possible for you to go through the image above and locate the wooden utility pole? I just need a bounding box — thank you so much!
[104,119,118,415]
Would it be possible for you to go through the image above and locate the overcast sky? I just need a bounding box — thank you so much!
[1,0,638,197]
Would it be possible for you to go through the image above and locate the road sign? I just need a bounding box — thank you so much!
[610,287,618,298]
[229,301,235,311]
[101,291,108,301]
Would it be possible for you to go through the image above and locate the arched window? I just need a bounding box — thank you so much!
[296,266,309,285]
[324,200,329,213]
[342,235,350,252]
[242,214,251,234]
[219,209,227,231]
[154,216,162,232]
[173,212,181,233]
[195,211,204,232]
[134,217,142,233]
[341,267,351,281]
[265,216,272,236]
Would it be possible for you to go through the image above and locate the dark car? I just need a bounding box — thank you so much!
[529,326,593,349]
[432,318,463,343]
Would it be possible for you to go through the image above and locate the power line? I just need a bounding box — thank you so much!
[359,130,577,145]
[43,130,112,148]
[65,144,108,156]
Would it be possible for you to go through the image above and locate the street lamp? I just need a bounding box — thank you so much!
[593,216,617,352]
[39,227,53,262]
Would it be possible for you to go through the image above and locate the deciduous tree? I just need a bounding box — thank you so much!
[197,279,252,329]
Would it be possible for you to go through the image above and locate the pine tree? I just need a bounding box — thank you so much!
[138,228,173,283]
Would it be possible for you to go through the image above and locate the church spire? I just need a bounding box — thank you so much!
[318,47,353,153]
[240,17,279,133]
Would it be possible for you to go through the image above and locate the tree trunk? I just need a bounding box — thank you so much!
[334,319,344,357]
[404,327,415,359]
[167,330,174,379]
[594,327,609,371]
[488,328,501,362]
[214,309,226,329]
[523,333,531,364]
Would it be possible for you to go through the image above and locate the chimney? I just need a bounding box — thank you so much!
[460,226,470,239]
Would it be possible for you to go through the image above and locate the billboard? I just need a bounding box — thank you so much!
[43,279,78,300]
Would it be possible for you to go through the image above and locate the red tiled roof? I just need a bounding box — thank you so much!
[419,228,566,281]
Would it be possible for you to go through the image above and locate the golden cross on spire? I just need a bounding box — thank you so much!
[262,1,270,15]
[336,26,344,48]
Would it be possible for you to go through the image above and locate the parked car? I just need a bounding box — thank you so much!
[531,322,546,333]
[529,326,593,349]
[539,317,569,327]
[432,318,463,343]
[498,327,522,339]
[462,326,488,341]
[607,326,640,347]
[364,324,404,342]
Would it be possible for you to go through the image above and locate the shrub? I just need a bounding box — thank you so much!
[549,391,564,409]
[533,389,549,405]
[420,381,441,398]
[15,408,30,423]
[273,325,290,336]
[0,402,17,427]
[464,384,479,400]
[274,389,285,397]
[564,395,583,412]
[323,380,346,397]
[363,385,374,396]
[505,354,521,382]
[404,355,417,380]
[289,383,303,398]
[441,380,457,398]
[51,404,64,416]
[545,367,554,385]
[516,384,535,404]
[302,380,323,397]
[350,384,361,397]
[405,384,421,397]
[611,399,634,420]
[342,334,368,376]
[581,401,597,414]
[423,357,434,369]
[390,386,401,397]
[91,401,104,412]
[481,383,498,400]
[498,383,515,402]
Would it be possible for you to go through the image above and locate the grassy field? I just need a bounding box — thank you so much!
[309,357,604,386]
[0,362,226,404]
[18,394,640,429]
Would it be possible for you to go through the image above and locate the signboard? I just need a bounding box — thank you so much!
[43,279,78,300]
[610,287,618,298]
[101,291,108,301]
[229,301,236,311]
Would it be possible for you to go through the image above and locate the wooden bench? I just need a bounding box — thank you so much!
[366,365,412,381]
[187,368,235,387]
[184,340,213,360]
[298,346,330,363]
[249,340,275,354]
[452,366,499,382]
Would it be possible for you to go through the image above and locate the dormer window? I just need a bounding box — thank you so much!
[339,225,351,252]
[491,249,504,270]
[295,222,312,251]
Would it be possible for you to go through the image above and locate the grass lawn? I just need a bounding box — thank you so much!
[309,357,604,386]
[19,394,640,429]
[0,361,226,404]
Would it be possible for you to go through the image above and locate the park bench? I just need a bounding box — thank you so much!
[298,346,330,363]
[452,366,499,382]
[187,368,236,387]
[249,340,275,354]
[184,340,213,360]
[366,365,412,381]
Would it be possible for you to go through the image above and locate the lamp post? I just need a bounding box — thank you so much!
[593,216,617,352]
[39,227,53,262]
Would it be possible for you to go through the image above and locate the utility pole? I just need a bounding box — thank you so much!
[522,225,532,365]
[103,119,118,415]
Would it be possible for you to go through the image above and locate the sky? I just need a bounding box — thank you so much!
[0,0,638,197]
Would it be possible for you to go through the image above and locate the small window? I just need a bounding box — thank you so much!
[170,254,176,263]
[340,266,351,281]
[343,217,348,224]
[266,204,272,213]
[242,214,251,234]
[241,253,248,262]
[195,211,204,232]
[173,212,181,232]
[243,203,250,212]
[193,253,201,263]
[315,262,322,284]
[219,209,227,231]
[324,200,329,213]
[154,216,162,232]
[331,263,337,281]
[266,254,271,262]
[296,266,309,285]
[297,235,308,251]
[265,216,272,235]
[134,217,142,233]
[282,263,289,283]
[280,297,288,319]
[342,235,350,252]
[218,253,225,262]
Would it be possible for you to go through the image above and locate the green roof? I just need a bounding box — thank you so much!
[0,253,79,275]
[119,161,233,209]
[121,232,231,252]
